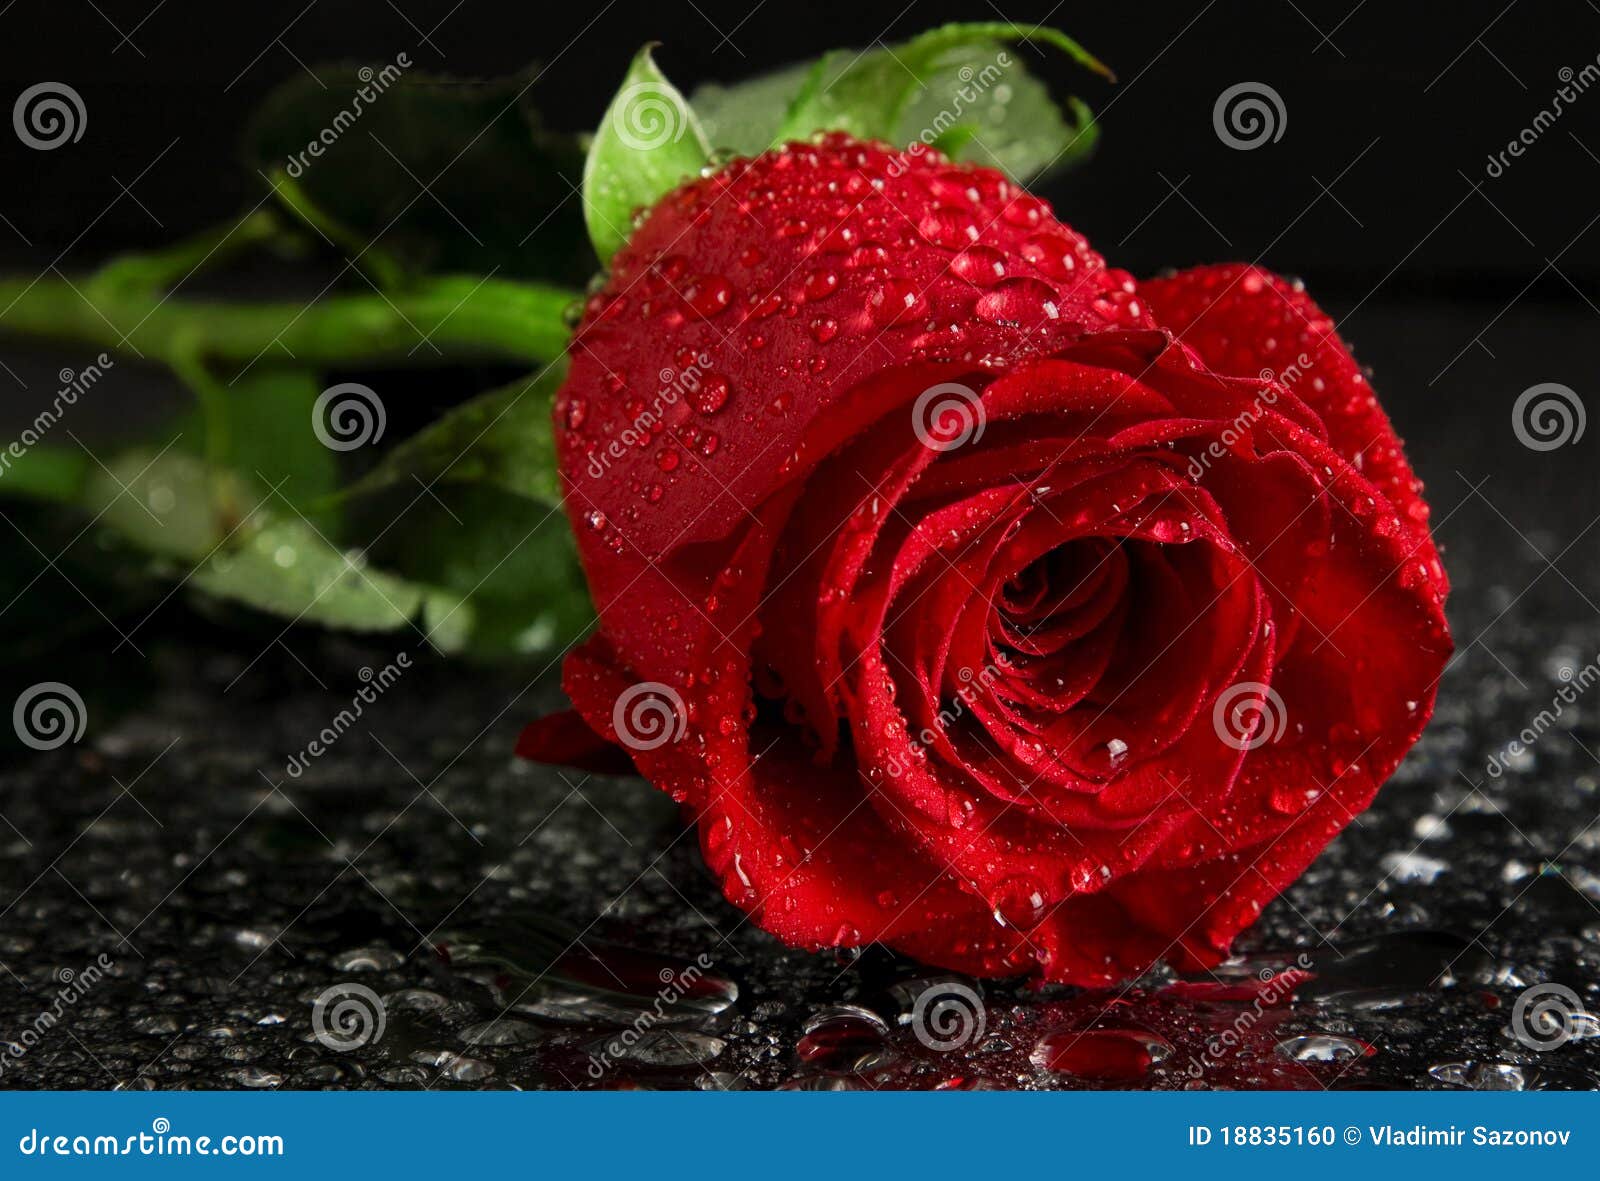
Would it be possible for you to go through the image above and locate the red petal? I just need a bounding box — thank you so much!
[514,708,636,775]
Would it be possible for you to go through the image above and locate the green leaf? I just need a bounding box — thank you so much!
[695,22,1106,183]
[85,448,242,561]
[584,45,711,264]
[344,365,591,659]
[81,448,469,647]
[171,369,341,530]
[192,515,469,646]
[0,446,90,505]
[350,364,564,507]
[362,484,591,660]
[690,61,815,157]
[46,362,588,659]
[244,64,595,285]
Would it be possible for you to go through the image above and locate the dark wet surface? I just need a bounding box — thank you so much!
[1,299,1599,1090]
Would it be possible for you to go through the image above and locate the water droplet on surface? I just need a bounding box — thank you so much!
[1275,1034,1372,1063]
[974,278,1060,327]
[597,1030,726,1067]
[991,876,1047,929]
[224,1065,284,1088]
[461,1019,542,1046]
[442,1054,495,1082]
[797,1005,888,1066]
[802,269,840,301]
[1029,1028,1172,1080]
[1379,850,1449,884]
[1428,1060,1527,1090]
[332,946,404,972]
[950,245,1008,287]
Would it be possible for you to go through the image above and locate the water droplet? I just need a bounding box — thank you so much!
[802,269,840,301]
[1275,1034,1372,1063]
[1428,1060,1527,1091]
[919,206,979,249]
[950,244,1009,287]
[1379,850,1449,884]
[808,316,839,344]
[224,1065,283,1088]
[1030,1028,1172,1080]
[597,1030,726,1067]
[991,876,1047,929]
[974,278,1060,327]
[797,1004,889,1067]
[461,1019,542,1046]
[869,279,923,326]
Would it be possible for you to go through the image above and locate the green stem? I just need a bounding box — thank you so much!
[0,273,577,372]
[89,210,285,295]
[0,445,91,503]
[267,170,407,291]
[169,345,232,470]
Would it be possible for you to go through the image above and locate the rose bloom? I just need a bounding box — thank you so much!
[520,135,1451,985]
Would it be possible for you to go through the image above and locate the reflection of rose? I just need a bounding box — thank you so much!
[520,135,1450,985]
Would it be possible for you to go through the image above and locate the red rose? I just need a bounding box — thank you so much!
[519,134,1451,985]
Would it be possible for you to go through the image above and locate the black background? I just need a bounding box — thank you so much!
[4,0,1600,294]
